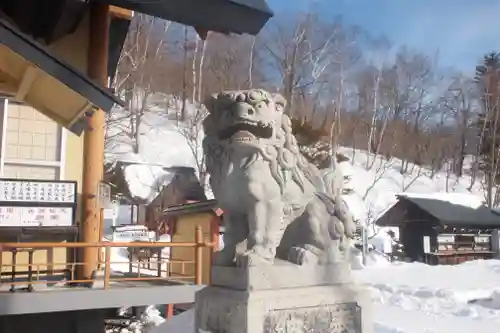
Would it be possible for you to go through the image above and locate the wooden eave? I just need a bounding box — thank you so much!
[0,18,124,135]
[100,0,274,35]
[109,5,134,20]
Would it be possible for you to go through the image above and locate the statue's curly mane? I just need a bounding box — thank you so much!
[258,114,325,195]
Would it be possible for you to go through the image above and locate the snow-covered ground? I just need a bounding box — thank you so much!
[105,108,500,333]
[140,257,500,333]
[365,260,500,333]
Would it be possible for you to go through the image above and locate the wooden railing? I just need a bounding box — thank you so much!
[0,226,213,291]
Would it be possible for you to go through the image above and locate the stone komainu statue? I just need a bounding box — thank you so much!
[202,89,356,267]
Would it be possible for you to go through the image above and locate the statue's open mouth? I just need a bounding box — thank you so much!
[219,121,273,141]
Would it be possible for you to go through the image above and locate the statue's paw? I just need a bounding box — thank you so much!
[235,250,272,267]
[288,246,320,266]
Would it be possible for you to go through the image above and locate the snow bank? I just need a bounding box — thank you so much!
[490,289,500,309]
[369,232,394,253]
[114,306,165,333]
[149,309,194,333]
[350,246,391,270]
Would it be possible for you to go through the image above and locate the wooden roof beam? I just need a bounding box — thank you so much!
[14,65,38,101]
[0,71,17,96]
[109,5,133,20]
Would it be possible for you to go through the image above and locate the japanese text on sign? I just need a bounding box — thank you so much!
[0,206,73,226]
[0,180,75,203]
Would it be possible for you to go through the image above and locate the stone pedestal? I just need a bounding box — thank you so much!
[195,261,373,333]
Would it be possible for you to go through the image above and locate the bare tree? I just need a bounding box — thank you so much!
[201,35,260,93]
[362,157,395,200]
[401,164,423,191]
[178,106,208,189]
[259,14,361,116]
[441,74,477,177]
[475,53,500,207]
[191,36,200,104]
[108,15,171,154]
[248,36,256,88]
[197,37,207,103]
[362,38,392,169]
[180,26,189,122]
[375,47,437,173]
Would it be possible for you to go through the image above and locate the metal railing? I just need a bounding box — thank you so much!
[0,226,213,291]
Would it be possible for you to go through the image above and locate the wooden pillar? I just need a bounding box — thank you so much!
[98,208,105,263]
[194,226,203,285]
[79,2,110,280]
[210,215,220,251]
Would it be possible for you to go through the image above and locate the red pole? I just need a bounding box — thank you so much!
[165,304,174,319]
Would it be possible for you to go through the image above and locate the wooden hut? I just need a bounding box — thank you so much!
[376,194,500,265]
[144,167,207,233]
[161,200,221,285]
[143,167,221,284]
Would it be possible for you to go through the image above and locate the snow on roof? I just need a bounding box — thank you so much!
[398,192,486,209]
[106,108,210,202]
[123,164,174,202]
[394,195,500,228]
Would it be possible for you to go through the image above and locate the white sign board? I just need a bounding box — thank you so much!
[98,182,112,208]
[437,234,455,243]
[112,225,156,241]
[0,179,76,227]
[423,236,431,254]
[113,230,156,241]
[0,206,73,227]
[0,180,75,203]
[474,235,490,243]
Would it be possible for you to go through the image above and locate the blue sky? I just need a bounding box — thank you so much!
[267,0,500,73]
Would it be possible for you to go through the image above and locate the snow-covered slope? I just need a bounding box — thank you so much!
[337,147,486,234]
[106,109,487,227]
